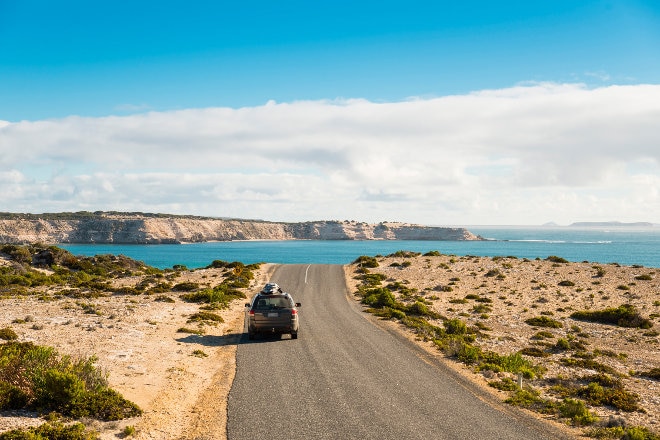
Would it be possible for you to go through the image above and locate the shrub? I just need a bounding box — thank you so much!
[558,398,598,425]
[444,318,467,335]
[353,256,379,268]
[359,273,387,287]
[37,368,87,412]
[387,251,421,258]
[525,316,563,328]
[504,388,556,413]
[635,274,653,281]
[423,251,441,256]
[531,331,554,340]
[172,282,199,292]
[578,381,641,412]
[558,280,575,287]
[636,368,660,380]
[593,266,606,277]
[560,358,617,375]
[405,301,436,317]
[519,347,550,358]
[0,380,29,410]
[488,377,519,391]
[547,256,569,263]
[571,304,653,329]
[187,311,224,324]
[0,327,18,341]
[361,288,397,309]
[0,421,99,440]
[72,388,142,421]
[0,341,141,421]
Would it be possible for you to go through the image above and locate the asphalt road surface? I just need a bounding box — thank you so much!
[227,264,572,440]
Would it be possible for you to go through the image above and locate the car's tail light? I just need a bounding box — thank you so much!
[249,310,255,316]
[291,309,297,315]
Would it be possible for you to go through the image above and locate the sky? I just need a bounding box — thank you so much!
[1,0,659,226]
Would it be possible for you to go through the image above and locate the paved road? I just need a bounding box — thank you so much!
[227,264,572,440]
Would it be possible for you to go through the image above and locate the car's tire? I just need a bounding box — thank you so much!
[291,332,298,339]
[248,332,255,340]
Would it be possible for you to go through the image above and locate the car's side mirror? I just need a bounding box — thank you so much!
[245,303,250,307]
[295,303,301,307]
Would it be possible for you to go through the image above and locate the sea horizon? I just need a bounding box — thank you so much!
[58,226,660,270]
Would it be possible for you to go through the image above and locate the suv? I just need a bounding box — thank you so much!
[246,283,301,340]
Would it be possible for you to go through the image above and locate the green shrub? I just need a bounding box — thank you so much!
[353,255,379,268]
[359,273,387,287]
[558,280,575,287]
[0,341,140,421]
[488,377,519,391]
[187,311,224,324]
[37,368,86,412]
[554,338,571,351]
[600,426,660,440]
[571,304,653,329]
[547,256,569,263]
[0,327,18,341]
[560,358,617,375]
[519,347,550,357]
[371,307,407,320]
[177,327,205,335]
[504,388,556,413]
[578,381,641,412]
[444,318,467,335]
[172,282,199,292]
[0,421,99,440]
[361,288,397,309]
[558,398,598,425]
[387,251,421,258]
[423,251,441,256]
[635,274,653,281]
[405,301,435,317]
[636,368,660,380]
[0,380,29,410]
[531,331,554,340]
[525,316,563,328]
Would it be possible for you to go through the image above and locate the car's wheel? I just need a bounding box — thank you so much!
[248,332,255,340]
[291,332,298,339]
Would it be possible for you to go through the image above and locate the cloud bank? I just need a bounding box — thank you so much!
[1,83,659,225]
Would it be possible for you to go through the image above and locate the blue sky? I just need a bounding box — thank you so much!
[1,1,659,225]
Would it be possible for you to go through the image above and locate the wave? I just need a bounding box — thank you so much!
[491,239,613,244]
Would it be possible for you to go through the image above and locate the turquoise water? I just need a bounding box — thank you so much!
[59,227,660,269]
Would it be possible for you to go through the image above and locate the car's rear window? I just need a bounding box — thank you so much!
[252,295,293,310]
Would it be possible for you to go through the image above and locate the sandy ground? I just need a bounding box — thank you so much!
[1,254,659,438]
[344,253,660,437]
[0,262,276,439]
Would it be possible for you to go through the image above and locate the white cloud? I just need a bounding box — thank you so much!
[1,83,659,225]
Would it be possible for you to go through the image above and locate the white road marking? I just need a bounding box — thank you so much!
[305,264,311,283]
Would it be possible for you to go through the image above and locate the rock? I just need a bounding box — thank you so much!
[0,213,483,244]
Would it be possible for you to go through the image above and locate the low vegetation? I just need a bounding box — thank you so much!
[1,244,259,438]
[571,304,654,329]
[351,252,660,440]
[0,341,141,420]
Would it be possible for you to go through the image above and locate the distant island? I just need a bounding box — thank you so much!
[569,221,655,228]
[0,211,483,244]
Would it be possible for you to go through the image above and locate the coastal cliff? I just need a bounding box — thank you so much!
[0,212,482,244]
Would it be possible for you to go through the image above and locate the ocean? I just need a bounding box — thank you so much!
[58,226,660,269]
